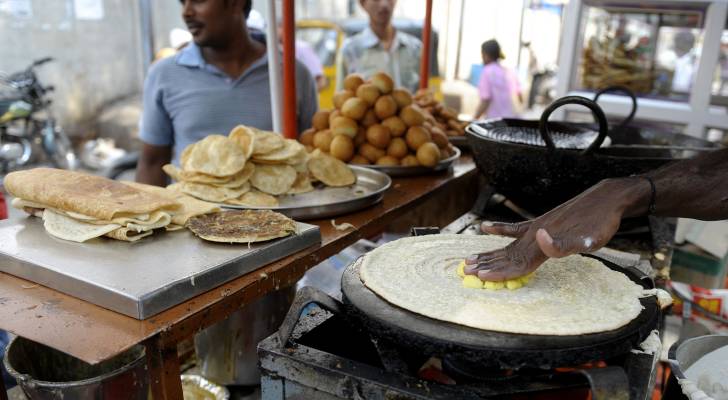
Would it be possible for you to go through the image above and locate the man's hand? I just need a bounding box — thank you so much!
[464,178,649,281]
[465,147,728,281]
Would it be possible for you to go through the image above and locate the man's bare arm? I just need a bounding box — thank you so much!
[641,147,728,220]
[465,148,728,280]
[135,143,171,187]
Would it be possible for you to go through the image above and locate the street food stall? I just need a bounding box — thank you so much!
[0,1,723,399]
[0,2,479,398]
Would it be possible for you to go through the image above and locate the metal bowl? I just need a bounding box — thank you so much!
[3,337,148,400]
[181,374,230,400]
[362,147,461,177]
[668,334,728,380]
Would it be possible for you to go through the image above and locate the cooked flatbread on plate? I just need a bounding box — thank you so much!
[252,139,306,164]
[224,189,279,207]
[251,129,285,155]
[250,164,297,195]
[229,125,256,159]
[287,172,314,194]
[360,234,647,336]
[178,181,251,203]
[307,149,356,187]
[164,164,228,185]
[122,181,220,225]
[180,135,247,177]
[187,210,296,243]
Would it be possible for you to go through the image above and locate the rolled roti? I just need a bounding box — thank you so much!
[4,168,179,221]
[5,168,181,242]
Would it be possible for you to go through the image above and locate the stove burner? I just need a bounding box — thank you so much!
[260,308,659,400]
[441,356,521,382]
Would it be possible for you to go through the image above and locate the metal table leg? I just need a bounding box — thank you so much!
[145,335,183,400]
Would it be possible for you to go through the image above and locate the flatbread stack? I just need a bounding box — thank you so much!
[360,234,649,336]
[164,125,356,208]
[4,168,192,242]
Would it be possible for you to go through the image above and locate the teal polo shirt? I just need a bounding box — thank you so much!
[139,42,318,165]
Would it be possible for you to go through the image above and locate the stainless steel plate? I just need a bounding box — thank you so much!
[221,166,391,220]
[0,218,321,319]
[362,147,461,177]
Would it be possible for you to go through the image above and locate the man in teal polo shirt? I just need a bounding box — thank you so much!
[136,0,317,186]
[134,0,316,388]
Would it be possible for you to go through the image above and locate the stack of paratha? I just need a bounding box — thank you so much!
[164,125,356,208]
[4,168,219,242]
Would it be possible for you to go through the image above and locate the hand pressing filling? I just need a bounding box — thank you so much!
[456,260,533,290]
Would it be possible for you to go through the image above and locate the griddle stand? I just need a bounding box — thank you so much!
[261,210,667,400]
[261,286,659,400]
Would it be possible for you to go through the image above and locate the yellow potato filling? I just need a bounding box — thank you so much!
[456,260,532,290]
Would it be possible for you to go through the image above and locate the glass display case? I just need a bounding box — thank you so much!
[556,0,728,139]
[576,3,706,101]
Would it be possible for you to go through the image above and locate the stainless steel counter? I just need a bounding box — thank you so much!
[0,216,320,319]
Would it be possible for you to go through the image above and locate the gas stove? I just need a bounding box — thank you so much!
[258,190,675,400]
[259,308,660,400]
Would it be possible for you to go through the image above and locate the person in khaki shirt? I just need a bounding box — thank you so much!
[336,0,422,93]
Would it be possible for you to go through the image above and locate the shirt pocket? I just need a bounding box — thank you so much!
[352,52,392,78]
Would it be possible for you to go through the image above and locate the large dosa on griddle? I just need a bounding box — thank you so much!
[4,168,179,220]
[360,234,647,336]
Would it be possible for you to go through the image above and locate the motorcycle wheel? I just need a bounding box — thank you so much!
[0,134,32,173]
[42,121,78,170]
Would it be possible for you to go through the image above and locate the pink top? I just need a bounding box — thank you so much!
[477,62,521,119]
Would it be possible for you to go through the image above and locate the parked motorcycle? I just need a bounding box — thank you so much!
[0,57,78,173]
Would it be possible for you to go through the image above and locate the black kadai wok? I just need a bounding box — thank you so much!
[466,94,717,214]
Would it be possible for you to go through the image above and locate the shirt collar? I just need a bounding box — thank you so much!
[360,26,403,50]
[175,41,269,80]
[175,42,205,68]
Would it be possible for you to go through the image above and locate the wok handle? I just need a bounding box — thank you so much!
[594,85,637,133]
[578,366,630,400]
[277,286,343,347]
[538,95,609,156]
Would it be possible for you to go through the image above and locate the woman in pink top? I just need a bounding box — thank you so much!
[474,39,522,120]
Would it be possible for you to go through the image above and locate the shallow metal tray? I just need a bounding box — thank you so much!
[0,217,321,319]
[221,166,391,220]
[362,147,461,177]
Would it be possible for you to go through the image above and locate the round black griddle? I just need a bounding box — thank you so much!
[340,257,659,370]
